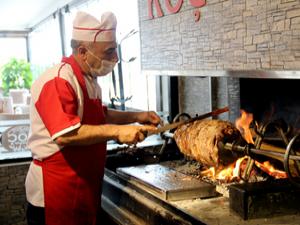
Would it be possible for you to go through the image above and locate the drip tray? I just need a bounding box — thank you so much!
[116,164,217,201]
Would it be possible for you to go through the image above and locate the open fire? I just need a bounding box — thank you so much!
[200,110,287,183]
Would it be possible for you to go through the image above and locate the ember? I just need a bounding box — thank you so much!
[200,110,288,183]
[255,161,288,179]
[200,156,248,183]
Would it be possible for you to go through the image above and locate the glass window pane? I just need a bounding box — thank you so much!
[0,37,27,67]
[0,38,31,160]
[0,37,28,95]
[64,0,157,111]
[29,17,62,80]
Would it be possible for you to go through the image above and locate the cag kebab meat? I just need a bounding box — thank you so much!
[174,119,243,167]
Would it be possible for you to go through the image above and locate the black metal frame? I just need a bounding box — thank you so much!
[168,77,179,122]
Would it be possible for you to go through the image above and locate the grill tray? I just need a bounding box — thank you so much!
[116,164,217,201]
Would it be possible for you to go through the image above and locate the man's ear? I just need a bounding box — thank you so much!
[78,46,88,60]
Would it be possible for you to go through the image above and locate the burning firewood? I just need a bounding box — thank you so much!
[174,119,244,167]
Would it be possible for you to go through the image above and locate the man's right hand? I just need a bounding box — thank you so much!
[114,125,157,145]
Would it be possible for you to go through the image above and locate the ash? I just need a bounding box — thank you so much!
[161,158,268,186]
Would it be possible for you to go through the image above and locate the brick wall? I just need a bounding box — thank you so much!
[139,0,300,71]
[0,162,30,225]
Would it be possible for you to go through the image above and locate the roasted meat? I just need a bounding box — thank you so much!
[174,119,243,167]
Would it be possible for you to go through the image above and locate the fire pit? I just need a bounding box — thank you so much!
[166,110,300,220]
[170,109,300,184]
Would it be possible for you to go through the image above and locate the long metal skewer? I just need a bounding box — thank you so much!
[221,142,300,162]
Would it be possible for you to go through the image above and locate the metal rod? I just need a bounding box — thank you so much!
[242,123,265,180]
[58,9,66,57]
[25,36,31,63]
[284,133,300,187]
[250,149,300,161]
[223,142,300,162]
[242,120,283,180]
[117,44,125,110]
[276,127,300,176]
[149,106,229,135]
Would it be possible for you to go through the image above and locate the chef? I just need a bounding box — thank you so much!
[25,11,160,225]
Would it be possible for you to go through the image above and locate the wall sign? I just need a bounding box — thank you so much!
[1,125,30,152]
[148,0,206,22]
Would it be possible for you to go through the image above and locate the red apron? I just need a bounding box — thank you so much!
[34,56,106,225]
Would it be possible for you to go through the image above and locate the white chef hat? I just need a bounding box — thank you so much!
[72,11,117,42]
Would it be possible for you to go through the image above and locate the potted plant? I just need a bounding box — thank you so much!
[0,58,33,105]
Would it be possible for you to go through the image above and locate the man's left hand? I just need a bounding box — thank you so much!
[136,111,161,126]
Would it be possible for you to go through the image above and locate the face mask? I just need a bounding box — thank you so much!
[86,49,116,77]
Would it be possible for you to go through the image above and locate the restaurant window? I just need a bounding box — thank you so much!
[28,16,62,81]
[0,37,31,160]
[0,37,27,66]
[64,0,157,111]
[0,0,162,161]
[0,37,28,95]
[0,15,62,161]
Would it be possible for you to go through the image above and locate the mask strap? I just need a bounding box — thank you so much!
[85,59,92,70]
[87,49,102,62]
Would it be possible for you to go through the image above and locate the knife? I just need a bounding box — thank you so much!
[147,106,229,136]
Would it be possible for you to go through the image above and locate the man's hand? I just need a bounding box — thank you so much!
[136,111,161,126]
[114,125,157,145]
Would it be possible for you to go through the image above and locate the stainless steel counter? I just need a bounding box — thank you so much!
[102,163,300,225]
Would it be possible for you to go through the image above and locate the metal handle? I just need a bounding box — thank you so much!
[284,133,300,187]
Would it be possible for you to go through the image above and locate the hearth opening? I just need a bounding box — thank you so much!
[239,78,300,131]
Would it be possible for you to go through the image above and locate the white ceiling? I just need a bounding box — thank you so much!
[0,0,73,30]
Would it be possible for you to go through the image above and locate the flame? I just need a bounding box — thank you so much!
[200,110,255,182]
[201,167,215,177]
[235,110,287,179]
[255,161,287,179]
[201,156,287,182]
[200,109,288,183]
[201,157,248,182]
[235,110,254,144]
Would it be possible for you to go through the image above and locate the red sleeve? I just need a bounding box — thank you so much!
[35,77,80,138]
[102,104,108,115]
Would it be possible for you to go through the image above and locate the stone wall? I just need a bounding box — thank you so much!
[138,0,300,71]
[178,76,211,115]
[0,162,30,225]
[178,76,238,122]
[138,0,300,122]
